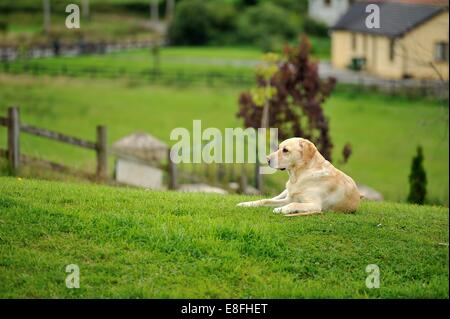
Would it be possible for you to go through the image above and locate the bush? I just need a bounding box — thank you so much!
[266,0,308,11]
[236,2,299,50]
[0,21,8,33]
[407,146,427,205]
[207,1,238,45]
[238,36,337,161]
[302,16,329,38]
[168,0,215,45]
[168,0,237,46]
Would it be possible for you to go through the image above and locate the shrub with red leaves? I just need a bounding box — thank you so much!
[237,35,337,162]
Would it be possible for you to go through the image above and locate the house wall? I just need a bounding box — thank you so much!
[398,10,449,79]
[308,0,351,26]
[331,10,449,79]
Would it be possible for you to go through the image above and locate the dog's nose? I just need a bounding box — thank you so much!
[266,156,271,165]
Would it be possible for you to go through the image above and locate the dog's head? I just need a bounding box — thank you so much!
[266,138,317,170]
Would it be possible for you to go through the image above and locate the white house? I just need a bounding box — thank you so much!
[308,0,356,26]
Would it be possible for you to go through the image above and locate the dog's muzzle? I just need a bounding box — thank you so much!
[267,156,285,170]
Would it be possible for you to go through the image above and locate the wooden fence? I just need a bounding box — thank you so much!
[0,107,181,189]
[0,107,262,193]
[0,107,107,180]
[0,38,160,62]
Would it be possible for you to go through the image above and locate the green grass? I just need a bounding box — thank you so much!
[4,42,327,80]
[0,74,447,205]
[0,177,448,298]
[7,46,263,78]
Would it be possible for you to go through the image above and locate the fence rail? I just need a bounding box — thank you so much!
[0,107,108,180]
[0,107,181,189]
[0,39,160,62]
[0,107,261,193]
[20,123,98,150]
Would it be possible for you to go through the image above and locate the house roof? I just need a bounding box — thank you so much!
[332,2,447,38]
[358,0,448,6]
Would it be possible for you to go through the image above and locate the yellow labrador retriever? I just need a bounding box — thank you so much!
[237,137,360,216]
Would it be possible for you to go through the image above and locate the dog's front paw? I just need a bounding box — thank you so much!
[237,201,252,207]
[273,207,284,214]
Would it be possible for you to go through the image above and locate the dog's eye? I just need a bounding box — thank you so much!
[282,148,289,153]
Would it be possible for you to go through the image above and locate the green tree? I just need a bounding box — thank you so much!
[407,146,427,205]
[168,0,214,45]
[236,2,299,51]
[168,0,236,45]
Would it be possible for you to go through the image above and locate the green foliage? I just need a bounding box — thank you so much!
[301,16,329,38]
[205,1,238,45]
[265,0,308,11]
[0,20,8,33]
[168,0,242,46]
[168,0,303,48]
[1,1,326,52]
[168,0,215,45]
[251,53,280,106]
[408,146,427,205]
[239,37,336,160]
[236,2,300,51]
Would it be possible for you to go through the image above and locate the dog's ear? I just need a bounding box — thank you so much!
[300,139,316,162]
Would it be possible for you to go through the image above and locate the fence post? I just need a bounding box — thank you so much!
[96,125,108,180]
[254,146,262,191]
[167,148,177,190]
[7,107,20,174]
[239,164,248,194]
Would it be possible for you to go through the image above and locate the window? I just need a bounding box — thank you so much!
[435,42,449,62]
[389,39,395,62]
[324,0,332,7]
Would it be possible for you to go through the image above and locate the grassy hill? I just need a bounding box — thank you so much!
[0,177,448,298]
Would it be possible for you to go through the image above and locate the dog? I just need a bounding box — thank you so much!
[237,137,361,216]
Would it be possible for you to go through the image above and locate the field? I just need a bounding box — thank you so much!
[5,47,262,79]
[0,74,448,204]
[0,177,448,298]
[4,42,329,80]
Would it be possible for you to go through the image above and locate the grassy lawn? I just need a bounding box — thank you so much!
[4,42,328,80]
[0,74,447,205]
[6,47,263,78]
[0,177,448,298]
